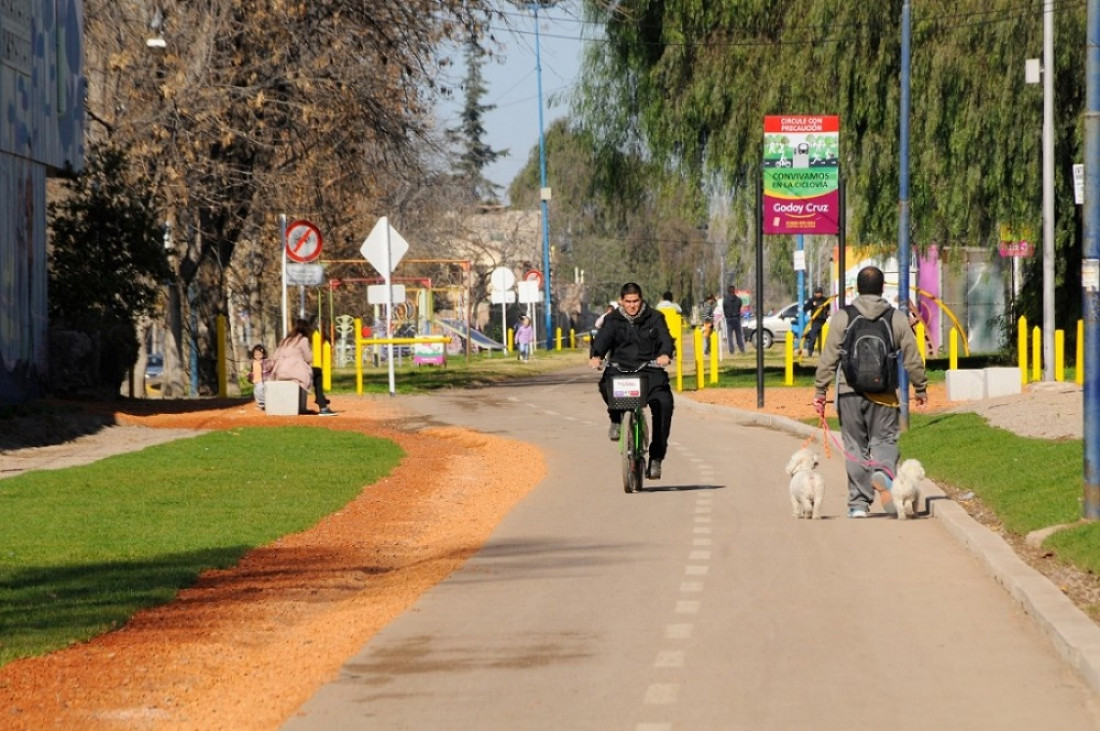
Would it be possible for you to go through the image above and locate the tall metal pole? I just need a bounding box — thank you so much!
[898,0,912,430]
[533,4,554,350]
[1043,0,1056,381]
[1082,0,1100,518]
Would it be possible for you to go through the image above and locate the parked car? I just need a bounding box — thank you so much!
[742,302,805,349]
[144,354,164,392]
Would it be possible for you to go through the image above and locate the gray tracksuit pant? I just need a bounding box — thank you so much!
[836,393,900,510]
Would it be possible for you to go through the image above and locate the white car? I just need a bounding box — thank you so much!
[741,302,805,349]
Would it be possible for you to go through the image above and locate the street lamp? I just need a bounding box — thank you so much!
[526,1,558,350]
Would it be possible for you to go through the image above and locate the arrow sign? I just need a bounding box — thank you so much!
[360,216,409,280]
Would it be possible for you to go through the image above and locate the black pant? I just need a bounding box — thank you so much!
[312,366,329,408]
[599,370,674,460]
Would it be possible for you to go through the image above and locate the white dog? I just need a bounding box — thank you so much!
[890,459,925,520]
[785,448,825,519]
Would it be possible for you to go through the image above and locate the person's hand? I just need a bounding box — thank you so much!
[914,392,928,409]
[813,394,827,416]
[589,356,603,370]
[656,354,671,367]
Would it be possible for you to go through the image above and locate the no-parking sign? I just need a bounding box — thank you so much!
[285,219,323,263]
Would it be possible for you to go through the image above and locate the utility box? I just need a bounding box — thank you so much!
[265,381,305,416]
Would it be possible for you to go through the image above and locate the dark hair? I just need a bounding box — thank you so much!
[813,286,823,294]
[856,266,885,295]
[620,282,643,298]
[662,291,674,300]
[251,344,266,356]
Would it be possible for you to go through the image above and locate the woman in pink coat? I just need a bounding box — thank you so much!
[270,320,314,398]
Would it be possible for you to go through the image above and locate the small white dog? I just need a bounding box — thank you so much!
[890,458,925,520]
[785,448,825,519]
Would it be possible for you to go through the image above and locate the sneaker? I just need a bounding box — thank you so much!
[872,471,898,514]
[608,422,621,441]
[318,407,336,416]
[647,458,662,480]
[847,508,868,519]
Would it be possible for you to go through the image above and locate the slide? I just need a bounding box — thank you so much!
[435,318,505,351]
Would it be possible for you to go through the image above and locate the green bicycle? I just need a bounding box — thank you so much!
[606,361,662,494]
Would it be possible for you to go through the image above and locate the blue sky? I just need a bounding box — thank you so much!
[435,3,590,200]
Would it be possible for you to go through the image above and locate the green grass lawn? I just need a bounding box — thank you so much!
[0,426,403,666]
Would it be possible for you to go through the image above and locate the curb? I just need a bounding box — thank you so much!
[680,396,1100,698]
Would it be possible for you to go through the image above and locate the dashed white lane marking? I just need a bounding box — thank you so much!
[689,550,711,561]
[675,600,701,614]
[685,565,709,576]
[693,537,712,546]
[655,650,686,668]
[680,581,704,592]
[636,723,672,731]
[665,623,693,639]
[695,506,712,514]
[694,515,712,523]
[644,684,679,704]
[693,526,712,534]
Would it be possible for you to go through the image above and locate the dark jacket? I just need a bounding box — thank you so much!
[722,292,742,321]
[591,303,675,369]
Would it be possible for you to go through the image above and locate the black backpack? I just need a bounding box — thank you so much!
[839,305,898,393]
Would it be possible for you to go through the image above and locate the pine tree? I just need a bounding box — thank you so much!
[448,34,509,204]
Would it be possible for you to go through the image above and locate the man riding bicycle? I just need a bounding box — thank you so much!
[588,282,675,480]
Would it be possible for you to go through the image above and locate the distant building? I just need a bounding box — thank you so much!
[0,1,85,402]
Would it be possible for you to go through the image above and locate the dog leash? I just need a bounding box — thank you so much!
[815,413,896,479]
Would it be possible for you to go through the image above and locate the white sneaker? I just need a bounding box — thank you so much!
[847,508,868,519]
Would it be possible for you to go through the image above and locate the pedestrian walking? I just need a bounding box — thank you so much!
[722,286,745,354]
[812,266,928,518]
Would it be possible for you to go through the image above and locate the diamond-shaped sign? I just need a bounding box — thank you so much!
[360,216,409,279]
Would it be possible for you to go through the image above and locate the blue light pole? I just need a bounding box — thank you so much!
[531,1,556,350]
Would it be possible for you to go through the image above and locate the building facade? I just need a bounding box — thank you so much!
[0,0,85,402]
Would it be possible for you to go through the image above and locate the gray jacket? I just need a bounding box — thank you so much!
[813,294,927,400]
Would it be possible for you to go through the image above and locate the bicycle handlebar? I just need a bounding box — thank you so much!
[605,360,666,373]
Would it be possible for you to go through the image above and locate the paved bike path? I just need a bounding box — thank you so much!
[285,369,1100,729]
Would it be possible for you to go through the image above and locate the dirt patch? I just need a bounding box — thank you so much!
[0,379,1092,729]
[0,397,544,730]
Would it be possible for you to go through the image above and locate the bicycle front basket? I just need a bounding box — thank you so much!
[608,373,648,410]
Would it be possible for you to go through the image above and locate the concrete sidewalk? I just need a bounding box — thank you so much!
[680,396,1100,698]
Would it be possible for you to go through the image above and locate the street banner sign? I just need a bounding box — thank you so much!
[763,116,840,235]
[286,219,323,262]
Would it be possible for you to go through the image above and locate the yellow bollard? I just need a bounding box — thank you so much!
[569,329,576,349]
[1031,326,1041,382]
[556,327,562,351]
[1078,320,1085,386]
[1055,329,1065,382]
[784,331,794,385]
[914,321,926,364]
[508,328,514,352]
[709,331,719,384]
[354,317,364,395]
[821,322,830,351]
[323,340,332,391]
[694,327,704,390]
[949,328,958,371]
[217,315,227,398]
[1018,316,1028,384]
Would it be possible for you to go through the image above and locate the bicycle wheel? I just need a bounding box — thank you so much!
[633,408,648,491]
[620,410,637,493]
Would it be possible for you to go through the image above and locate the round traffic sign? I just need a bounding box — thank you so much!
[490,266,516,291]
[286,219,323,263]
[524,269,543,286]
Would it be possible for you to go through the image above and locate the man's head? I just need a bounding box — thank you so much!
[662,291,674,301]
[619,282,643,317]
[813,286,824,296]
[728,286,737,294]
[856,266,885,295]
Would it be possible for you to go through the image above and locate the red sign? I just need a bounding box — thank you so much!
[524,270,543,286]
[285,219,323,263]
[998,240,1034,258]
